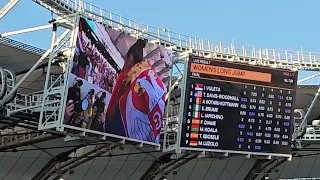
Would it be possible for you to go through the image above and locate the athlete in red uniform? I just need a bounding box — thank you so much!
[106,39,166,143]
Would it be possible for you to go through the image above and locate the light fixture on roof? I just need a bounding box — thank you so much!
[160,176,167,180]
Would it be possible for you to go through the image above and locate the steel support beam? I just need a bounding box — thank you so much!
[139,153,200,180]
[163,153,200,176]
[41,143,120,180]
[0,134,60,151]
[0,0,20,20]
[54,144,121,180]
[153,153,191,177]
[42,143,110,179]
[259,158,287,180]
[297,72,320,84]
[0,28,68,107]
[243,159,270,180]
[294,86,320,140]
[0,24,53,38]
[139,153,174,180]
[32,146,82,180]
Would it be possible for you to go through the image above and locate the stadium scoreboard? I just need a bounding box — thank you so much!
[180,56,297,155]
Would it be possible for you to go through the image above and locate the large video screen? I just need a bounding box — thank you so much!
[63,17,173,144]
[180,56,297,154]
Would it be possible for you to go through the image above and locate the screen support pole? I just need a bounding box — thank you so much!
[163,60,175,151]
[0,24,53,38]
[56,14,80,132]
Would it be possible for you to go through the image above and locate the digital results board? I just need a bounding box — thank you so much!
[180,56,298,155]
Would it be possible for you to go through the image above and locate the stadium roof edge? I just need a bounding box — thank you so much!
[0,37,46,57]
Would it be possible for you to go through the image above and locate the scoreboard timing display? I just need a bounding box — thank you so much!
[180,56,297,154]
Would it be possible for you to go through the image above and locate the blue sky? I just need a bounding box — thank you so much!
[1,0,320,84]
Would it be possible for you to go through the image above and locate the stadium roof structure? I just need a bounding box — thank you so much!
[1,30,320,180]
[0,37,64,94]
[2,0,320,180]
[1,141,320,180]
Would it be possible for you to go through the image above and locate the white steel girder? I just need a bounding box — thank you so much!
[36,14,79,132]
[0,24,53,38]
[0,15,78,109]
[41,143,120,180]
[0,0,20,20]
[0,13,81,144]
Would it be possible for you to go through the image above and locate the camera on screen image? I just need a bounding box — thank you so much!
[67,79,89,113]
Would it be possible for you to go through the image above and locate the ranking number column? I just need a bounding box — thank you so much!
[184,83,202,147]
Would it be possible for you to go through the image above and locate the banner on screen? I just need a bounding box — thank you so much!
[63,17,174,144]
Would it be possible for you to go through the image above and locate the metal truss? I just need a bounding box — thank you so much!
[35,142,120,180]
[0,14,80,132]
[162,55,186,153]
[0,1,81,155]
[140,152,200,180]
[0,130,59,151]
[243,159,269,180]
[243,152,298,180]
[32,145,81,180]
[0,0,20,20]
[0,37,46,56]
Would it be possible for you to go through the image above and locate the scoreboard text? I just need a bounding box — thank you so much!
[180,56,297,154]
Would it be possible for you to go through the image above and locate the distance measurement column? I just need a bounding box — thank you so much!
[237,85,267,152]
[236,85,294,153]
[277,90,293,147]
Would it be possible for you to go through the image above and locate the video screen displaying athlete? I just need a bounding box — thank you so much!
[64,17,173,144]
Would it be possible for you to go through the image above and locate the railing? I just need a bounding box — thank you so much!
[297,125,320,140]
[6,93,43,111]
[162,116,179,133]
[5,74,62,114]
[33,0,320,65]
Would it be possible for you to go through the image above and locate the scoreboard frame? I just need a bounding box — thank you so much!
[165,54,296,160]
